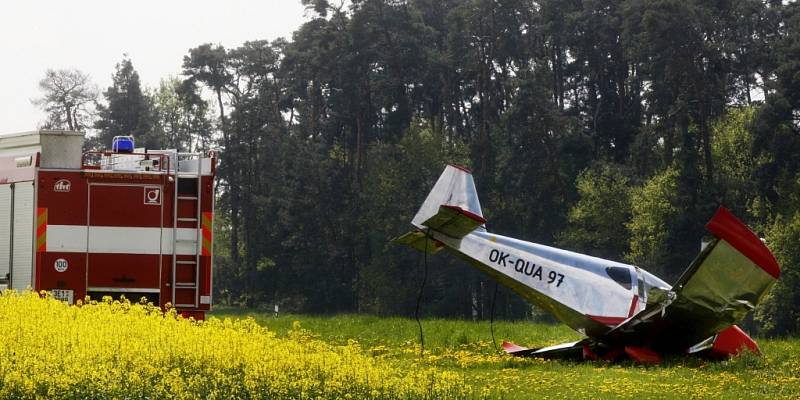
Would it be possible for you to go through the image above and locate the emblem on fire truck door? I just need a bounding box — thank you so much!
[53,179,71,192]
[144,186,162,205]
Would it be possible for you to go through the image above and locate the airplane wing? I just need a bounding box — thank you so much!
[392,204,486,252]
[420,204,486,238]
[502,340,587,360]
[601,207,780,353]
[391,230,445,254]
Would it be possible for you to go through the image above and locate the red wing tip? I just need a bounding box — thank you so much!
[501,341,529,353]
[706,206,780,279]
[711,325,761,357]
[441,204,487,224]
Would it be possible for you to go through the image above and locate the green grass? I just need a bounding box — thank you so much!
[210,307,800,399]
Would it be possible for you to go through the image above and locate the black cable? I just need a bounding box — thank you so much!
[414,228,430,357]
[490,280,499,351]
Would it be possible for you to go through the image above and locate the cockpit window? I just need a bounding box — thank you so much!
[606,266,632,290]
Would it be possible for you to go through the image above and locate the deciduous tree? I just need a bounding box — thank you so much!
[33,68,98,131]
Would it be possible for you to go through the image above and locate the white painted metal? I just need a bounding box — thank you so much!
[51,289,74,303]
[177,157,213,174]
[87,287,161,293]
[47,225,201,255]
[0,130,84,168]
[11,182,34,289]
[412,165,484,229]
[89,226,161,255]
[0,185,11,287]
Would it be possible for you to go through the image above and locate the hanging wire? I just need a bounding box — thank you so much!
[414,229,431,357]
[490,280,499,351]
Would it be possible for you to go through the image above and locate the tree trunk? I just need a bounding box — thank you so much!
[65,104,75,131]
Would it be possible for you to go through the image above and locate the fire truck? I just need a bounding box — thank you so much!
[0,130,216,319]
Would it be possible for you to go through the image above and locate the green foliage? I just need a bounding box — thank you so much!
[558,163,632,260]
[749,2,800,215]
[626,166,681,278]
[360,121,470,315]
[81,57,212,153]
[756,211,800,335]
[93,56,153,149]
[61,0,800,331]
[192,0,800,326]
[149,77,213,152]
[182,44,230,94]
[711,106,769,218]
[712,107,759,184]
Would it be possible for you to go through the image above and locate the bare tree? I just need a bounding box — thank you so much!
[32,68,99,130]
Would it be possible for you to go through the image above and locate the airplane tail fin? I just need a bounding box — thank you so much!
[392,165,485,252]
[411,165,484,231]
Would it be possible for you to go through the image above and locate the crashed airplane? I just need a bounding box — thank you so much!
[394,165,780,363]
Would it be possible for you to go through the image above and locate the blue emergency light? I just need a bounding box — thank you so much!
[112,136,135,153]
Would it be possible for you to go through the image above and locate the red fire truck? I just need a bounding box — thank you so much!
[0,130,216,319]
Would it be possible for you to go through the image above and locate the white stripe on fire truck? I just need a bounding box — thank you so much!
[46,225,201,255]
[87,287,161,294]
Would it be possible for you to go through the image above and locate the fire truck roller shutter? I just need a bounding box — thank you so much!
[11,182,34,290]
[0,184,11,287]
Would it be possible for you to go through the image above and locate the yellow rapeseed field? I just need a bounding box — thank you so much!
[0,290,470,399]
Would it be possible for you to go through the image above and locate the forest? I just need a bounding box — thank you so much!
[32,0,800,335]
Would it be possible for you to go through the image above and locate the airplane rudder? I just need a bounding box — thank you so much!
[411,165,484,228]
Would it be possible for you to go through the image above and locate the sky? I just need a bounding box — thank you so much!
[0,0,309,133]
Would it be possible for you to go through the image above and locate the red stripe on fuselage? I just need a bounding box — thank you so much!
[589,295,638,327]
[628,295,639,317]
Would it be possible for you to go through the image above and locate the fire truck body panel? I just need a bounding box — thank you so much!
[2,181,36,291]
[0,130,215,319]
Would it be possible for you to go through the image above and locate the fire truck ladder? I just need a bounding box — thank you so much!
[172,153,202,309]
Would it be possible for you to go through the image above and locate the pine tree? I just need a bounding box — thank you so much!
[93,56,153,149]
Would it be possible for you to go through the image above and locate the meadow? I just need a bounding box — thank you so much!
[0,291,797,399]
[213,308,800,399]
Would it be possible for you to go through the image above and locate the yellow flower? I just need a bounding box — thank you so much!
[0,290,470,399]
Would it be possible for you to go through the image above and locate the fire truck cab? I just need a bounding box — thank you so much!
[0,130,215,319]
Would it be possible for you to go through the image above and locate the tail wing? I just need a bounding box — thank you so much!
[392,230,445,254]
[421,204,486,238]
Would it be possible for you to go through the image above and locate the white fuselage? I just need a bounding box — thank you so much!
[428,228,671,333]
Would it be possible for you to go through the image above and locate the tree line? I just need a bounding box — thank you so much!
[34,0,800,335]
